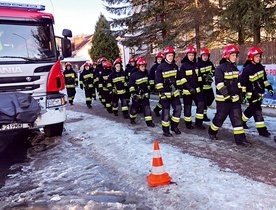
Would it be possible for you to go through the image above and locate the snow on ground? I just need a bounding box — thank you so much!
[1,88,276,209]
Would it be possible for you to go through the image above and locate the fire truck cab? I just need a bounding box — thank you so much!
[0,2,72,137]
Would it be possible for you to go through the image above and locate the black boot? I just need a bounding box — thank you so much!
[171,127,181,135]
[87,104,92,109]
[194,124,205,130]
[130,119,136,124]
[163,131,172,137]
[209,133,218,140]
[114,112,118,116]
[236,140,252,147]
[153,107,161,117]
[147,122,155,127]
[260,131,271,137]
[123,115,129,119]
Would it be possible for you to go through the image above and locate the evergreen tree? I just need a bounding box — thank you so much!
[221,0,276,45]
[89,14,120,62]
[102,0,219,53]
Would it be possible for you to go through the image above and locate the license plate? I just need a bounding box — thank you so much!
[0,123,23,131]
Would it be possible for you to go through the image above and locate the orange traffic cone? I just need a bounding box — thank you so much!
[147,140,172,187]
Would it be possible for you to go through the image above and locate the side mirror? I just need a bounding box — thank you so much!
[61,38,72,58]
[62,29,72,38]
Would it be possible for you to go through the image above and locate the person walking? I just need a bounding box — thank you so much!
[179,46,205,129]
[149,52,164,117]
[79,62,94,109]
[129,58,155,127]
[240,46,274,137]
[155,46,182,136]
[208,45,251,146]
[197,48,215,121]
[63,62,77,105]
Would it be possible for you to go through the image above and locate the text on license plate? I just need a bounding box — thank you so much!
[0,123,23,130]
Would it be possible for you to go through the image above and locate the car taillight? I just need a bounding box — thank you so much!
[47,59,65,92]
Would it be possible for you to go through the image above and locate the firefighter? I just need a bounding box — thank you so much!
[129,58,155,127]
[63,62,77,105]
[79,62,94,109]
[107,59,129,118]
[124,57,136,105]
[240,46,273,137]
[91,61,98,100]
[155,46,182,136]
[99,61,113,113]
[149,52,164,117]
[208,45,251,146]
[95,57,107,105]
[180,46,205,129]
[197,48,215,121]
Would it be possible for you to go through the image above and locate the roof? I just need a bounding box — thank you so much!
[72,34,93,56]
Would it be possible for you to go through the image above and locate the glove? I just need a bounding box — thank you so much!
[80,84,83,90]
[132,93,138,100]
[224,95,232,102]
[269,89,274,96]
[205,74,213,84]
[189,88,196,95]
[109,90,113,95]
[75,82,78,87]
[160,92,167,100]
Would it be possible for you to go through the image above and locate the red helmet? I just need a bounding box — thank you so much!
[247,46,263,61]
[163,46,175,55]
[128,57,136,64]
[103,61,112,69]
[200,48,210,56]
[222,45,240,59]
[113,58,122,66]
[135,56,142,62]
[99,57,107,63]
[84,62,90,67]
[185,46,197,54]
[65,62,72,67]
[156,52,164,58]
[136,58,147,66]
[92,61,97,66]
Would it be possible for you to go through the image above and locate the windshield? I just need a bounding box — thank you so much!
[0,22,57,62]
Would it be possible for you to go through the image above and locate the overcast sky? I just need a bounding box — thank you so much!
[7,0,110,36]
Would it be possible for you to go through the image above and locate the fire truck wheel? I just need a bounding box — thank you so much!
[43,122,64,137]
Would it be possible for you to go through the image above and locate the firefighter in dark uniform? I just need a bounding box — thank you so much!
[63,62,78,105]
[155,46,182,137]
[129,58,155,127]
[95,57,107,105]
[197,48,215,121]
[99,61,113,113]
[124,57,136,105]
[240,46,273,137]
[180,46,205,129]
[79,62,94,109]
[149,52,164,117]
[208,45,251,146]
[91,61,98,100]
[107,58,129,118]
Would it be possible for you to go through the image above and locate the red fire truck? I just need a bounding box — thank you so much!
[0,2,72,138]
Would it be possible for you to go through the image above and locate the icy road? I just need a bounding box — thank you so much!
[0,88,276,209]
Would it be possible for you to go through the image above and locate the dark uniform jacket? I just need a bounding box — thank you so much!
[179,58,203,95]
[98,68,113,91]
[149,63,159,90]
[79,69,93,89]
[215,60,242,102]
[63,68,77,88]
[129,70,150,98]
[107,70,128,95]
[197,58,215,90]
[155,61,181,99]
[240,62,272,102]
